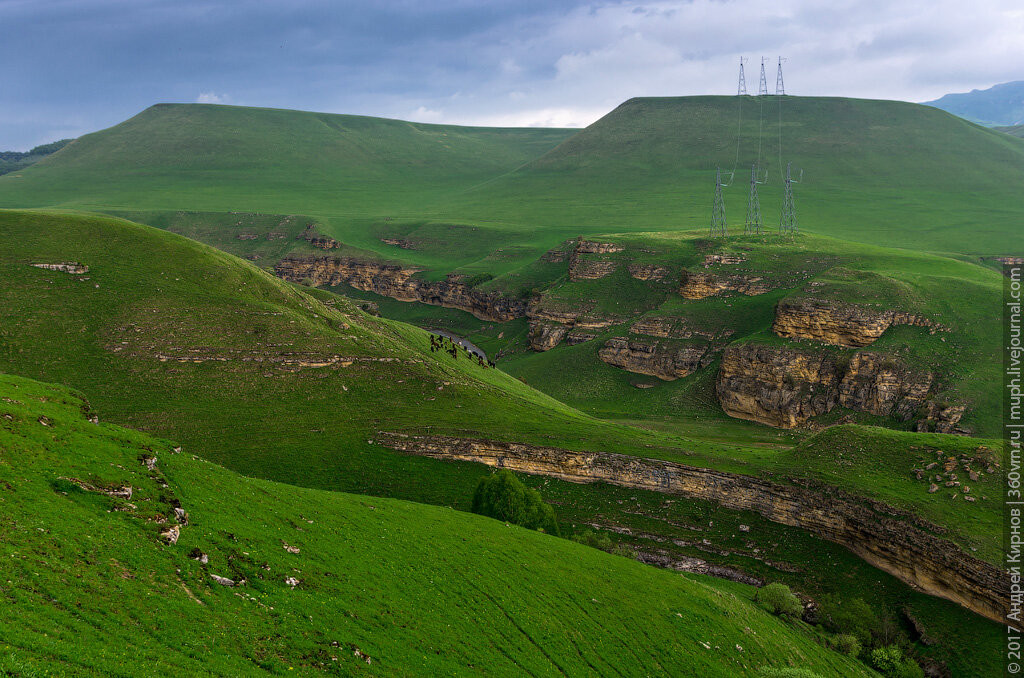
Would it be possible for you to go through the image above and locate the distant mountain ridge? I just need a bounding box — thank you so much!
[924,80,1024,126]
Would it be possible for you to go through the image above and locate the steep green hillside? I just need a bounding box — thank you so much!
[0,209,683,507]
[448,96,1024,256]
[0,372,876,677]
[0,103,573,216]
[0,97,1021,263]
[0,210,1004,675]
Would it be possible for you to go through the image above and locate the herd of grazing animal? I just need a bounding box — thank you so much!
[428,333,496,369]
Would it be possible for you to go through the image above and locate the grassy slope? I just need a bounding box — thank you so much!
[0,97,1021,272]
[448,96,1024,257]
[0,103,573,217]
[0,372,876,677]
[0,210,1004,675]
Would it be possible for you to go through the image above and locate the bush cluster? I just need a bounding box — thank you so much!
[471,470,559,535]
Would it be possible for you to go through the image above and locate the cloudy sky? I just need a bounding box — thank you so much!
[2,0,1022,150]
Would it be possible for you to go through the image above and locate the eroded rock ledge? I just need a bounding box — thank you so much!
[679,269,772,299]
[275,256,527,322]
[376,431,1006,624]
[715,343,963,432]
[598,337,714,380]
[773,297,943,347]
[568,238,624,281]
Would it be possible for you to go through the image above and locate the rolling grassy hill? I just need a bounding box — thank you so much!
[0,372,877,677]
[0,210,1002,561]
[0,96,1021,269]
[0,103,573,218]
[0,210,1005,675]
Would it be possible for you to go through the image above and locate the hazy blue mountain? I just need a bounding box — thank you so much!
[924,80,1024,126]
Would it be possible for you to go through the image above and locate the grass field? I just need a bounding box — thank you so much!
[1,372,882,677]
[0,209,1005,675]
[0,97,1021,268]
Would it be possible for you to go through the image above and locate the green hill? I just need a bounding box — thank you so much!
[998,124,1024,138]
[0,372,875,677]
[1,97,1021,264]
[0,103,573,216]
[446,96,1024,257]
[0,210,1004,675]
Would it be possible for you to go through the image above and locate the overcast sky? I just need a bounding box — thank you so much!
[2,0,1022,150]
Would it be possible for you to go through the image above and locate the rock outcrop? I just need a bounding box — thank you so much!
[599,337,712,380]
[568,238,623,281]
[628,263,670,281]
[679,269,771,299]
[377,432,1007,624]
[716,343,937,429]
[275,256,527,322]
[526,307,618,352]
[773,297,942,347]
[31,262,89,274]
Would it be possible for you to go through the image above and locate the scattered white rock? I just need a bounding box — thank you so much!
[210,574,235,587]
[160,525,180,545]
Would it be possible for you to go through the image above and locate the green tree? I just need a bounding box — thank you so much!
[818,595,879,646]
[753,583,803,618]
[471,470,559,535]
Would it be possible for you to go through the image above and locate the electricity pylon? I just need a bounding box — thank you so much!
[780,162,798,236]
[776,57,786,95]
[745,164,763,235]
[758,57,769,96]
[710,167,728,237]
[737,57,748,95]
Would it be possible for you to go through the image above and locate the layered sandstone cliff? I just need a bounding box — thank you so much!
[568,238,623,281]
[377,432,1006,624]
[274,256,527,322]
[679,269,772,299]
[715,343,947,429]
[598,337,711,380]
[772,297,941,347]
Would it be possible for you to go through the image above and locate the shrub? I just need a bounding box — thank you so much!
[464,273,494,288]
[870,645,904,674]
[826,633,861,658]
[818,595,879,645]
[753,583,803,618]
[471,470,559,535]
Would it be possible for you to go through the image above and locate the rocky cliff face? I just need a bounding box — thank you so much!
[773,297,942,347]
[526,306,619,352]
[274,256,527,322]
[568,238,623,281]
[679,269,772,299]
[377,432,1007,624]
[716,343,937,429]
[627,263,670,281]
[598,337,712,380]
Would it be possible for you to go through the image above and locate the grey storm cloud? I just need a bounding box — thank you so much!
[1,0,1022,149]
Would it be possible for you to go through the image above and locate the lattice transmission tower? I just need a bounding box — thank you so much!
[780,162,798,235]
[775,57,786,95]
[745,164,764,235]
[758,57,769,96]
[709,167,728,237]
[737,57,748,95]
